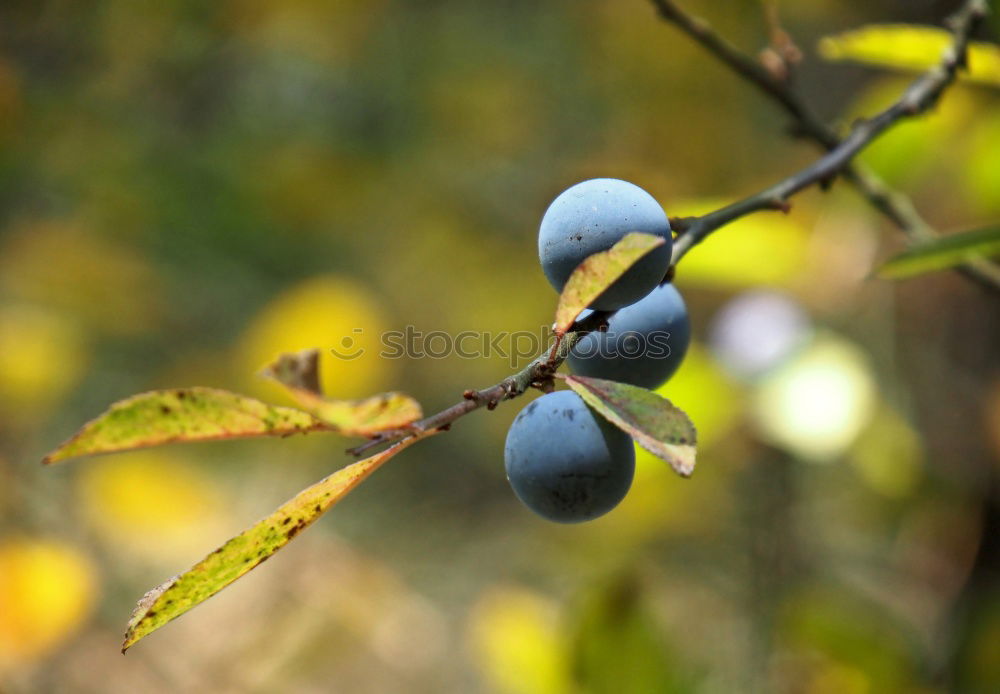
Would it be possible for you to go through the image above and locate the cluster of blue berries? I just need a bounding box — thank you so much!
[505,179,691,523]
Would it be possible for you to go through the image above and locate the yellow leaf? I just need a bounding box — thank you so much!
[43,387,327,464]
[669,199,808,289]
[0,305,88,419]
[0,539,96,668]
[469,587,569,694]
[261,349,423,436]
[238,275,395,401]
[819,24,1000,87]
[121,430,438,651]
[77,452,229,560]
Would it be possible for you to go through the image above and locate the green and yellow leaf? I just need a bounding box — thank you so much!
[877,226,1000,279]
[565,375,697,477]
[298,392,422,436]
[43,388,328,464]
[262,349,422,435]
[121,431,436,651]
[553,232,667,336]
[819,25,1000,87]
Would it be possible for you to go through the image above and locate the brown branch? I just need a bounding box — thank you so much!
[651,0,1000,291]
[346,331,586,456]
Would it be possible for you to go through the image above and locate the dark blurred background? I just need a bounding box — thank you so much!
[1,1,999,692]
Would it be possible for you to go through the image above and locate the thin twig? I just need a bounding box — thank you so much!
[347,331,585,456]
[650,0,1000,291]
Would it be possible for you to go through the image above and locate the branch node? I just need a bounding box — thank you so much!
[765,198,792,213]
[759,47,789,83]
[669,216,695,235]
[531,378,556,394]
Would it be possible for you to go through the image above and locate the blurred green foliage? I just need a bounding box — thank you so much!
[1,0,999,692]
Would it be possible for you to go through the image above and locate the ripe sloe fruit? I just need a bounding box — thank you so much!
[567,283,690,389]
[538,178,672,310]
[504,390,635,523]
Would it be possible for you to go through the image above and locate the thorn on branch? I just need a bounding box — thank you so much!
[531,378,556,394]
[689,15,710,38]
[901,98,922,115]
[346,435,385,457]
[762,0,803,69]
[854,115,877,131]
[759,47,789,83]
[766,198,792,214]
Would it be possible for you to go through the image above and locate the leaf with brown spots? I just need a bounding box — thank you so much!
[262,350,422,436]
[43,388,329,464]
[121,430,438,652]
[565,375,697,477]
[553,232,667,336]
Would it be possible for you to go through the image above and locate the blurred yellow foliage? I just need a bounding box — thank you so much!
[0,539,96,670]
[238,275,395,400]
[0,304,88,419]
[250,144,379,232]
[819,25,1000,86]
[605,442,729,543]
[469,587,569,694]
[77,452,228,561]
[776,587,915,693]
[805,663,871,694]
[427,66,543,155]
[655,340,742,449]
[962,600,1000,689]
[225,0,384,63]
[670,199,810,288]
[850,407,924,498]
[753,335,876,461]
[962,111,1000,216]
[849,78,976,186]
[0,219,161,335]
[92,0,184,92]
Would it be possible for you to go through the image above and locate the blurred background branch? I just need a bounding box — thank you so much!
[652,0,1000,291]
